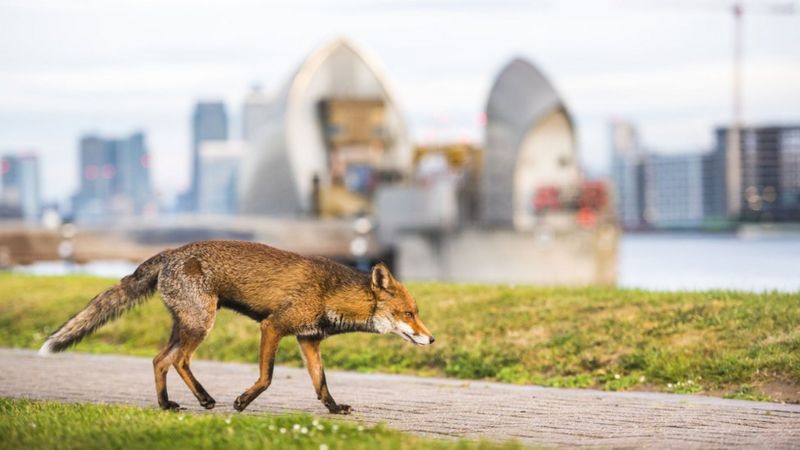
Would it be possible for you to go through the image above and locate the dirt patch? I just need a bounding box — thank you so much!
[758,380,800,404]
[505,326,550,346]
[707,379,800,404]
[670,330,708,348]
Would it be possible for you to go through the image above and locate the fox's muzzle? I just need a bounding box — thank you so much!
[393,321,435,346]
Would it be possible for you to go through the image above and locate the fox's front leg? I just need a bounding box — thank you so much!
[234,319,281,411]
[297,337,351,414]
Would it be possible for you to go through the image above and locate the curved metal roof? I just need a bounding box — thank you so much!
[239,38,410,216]
[480,57,577,228]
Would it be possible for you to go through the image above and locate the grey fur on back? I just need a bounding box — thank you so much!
[39,252,165,355]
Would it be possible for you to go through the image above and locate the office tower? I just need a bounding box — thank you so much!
[1,153,41,221]
[610,121,647,229]
[242,85,270,145]
[190,101,228,211]
[116,132,152,212]
[197,141,244,215]
[714,125,800,221]
[643,154,704,228]
[73,132,152,222]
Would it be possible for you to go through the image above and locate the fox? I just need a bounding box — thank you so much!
[39,240,434,414]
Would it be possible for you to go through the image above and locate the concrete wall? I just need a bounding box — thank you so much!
[396,225,618,286]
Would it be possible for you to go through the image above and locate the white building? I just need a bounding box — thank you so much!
[239,37,411,217]
[481,58,581,230]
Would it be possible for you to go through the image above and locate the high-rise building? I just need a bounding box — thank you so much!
[242,85,270,145]
[610,122,726,229]
[1,153,41,221]
[189,101,228,211]
[610,121,646,229]
[611,123,800,229]
[643,153,704,228]
[714,125,800,222]
[702,139,728,222]
[73,132,152,222]
[77,135,117,206]
[198,141,244,215]
[117,132,151,212]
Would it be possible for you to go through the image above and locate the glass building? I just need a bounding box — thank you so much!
[1,153,40,221]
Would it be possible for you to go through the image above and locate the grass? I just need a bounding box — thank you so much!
[1,274,798,402]
[0,398,521,450]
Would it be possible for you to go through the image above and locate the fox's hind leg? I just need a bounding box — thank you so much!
[153,287,218,410]
[233,319,282,411]
[153,324,181,410]
[297,337,351,414]
[168,292,218,409]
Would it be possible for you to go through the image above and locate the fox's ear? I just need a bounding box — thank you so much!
[370,262,395,292]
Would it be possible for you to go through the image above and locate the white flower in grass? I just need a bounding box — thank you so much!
[357,425,364,432]
[332,424,339,432]
[312,419,320,427]
[667,383,673,388]
[614,374,621,380]
[301,426,309,434]
[279,427,287,434]
[269,425,276,431]
[293,424,301,431]
[224,417,232,424]
[320,445,329,450]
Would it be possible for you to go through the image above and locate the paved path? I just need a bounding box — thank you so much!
[1,348,799,448]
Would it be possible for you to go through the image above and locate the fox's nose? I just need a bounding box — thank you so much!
[429,336,435,344]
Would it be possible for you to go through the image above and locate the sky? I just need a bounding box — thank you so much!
[1,0,799,205]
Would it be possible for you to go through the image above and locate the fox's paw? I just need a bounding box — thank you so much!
[328,404,352,415]
[159,400,182,411]
[199,398,216,410]
[233,395,250,412]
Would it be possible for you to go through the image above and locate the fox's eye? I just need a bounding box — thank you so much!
[404,312,413,319]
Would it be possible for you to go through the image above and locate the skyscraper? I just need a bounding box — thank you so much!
[644,154,704,228]
[610,121,646,229]
[702,137,728,222]
[242,85,270,145]
[610,122,726,229]
[198,141,244,215]
[117,132,151,210]
[73,132,152,222]
[714,125,800,221]
[189,101,228,211]
[1,153,41,221]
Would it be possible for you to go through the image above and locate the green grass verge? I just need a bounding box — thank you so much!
[1,274,798,402]
[0,398,519,450]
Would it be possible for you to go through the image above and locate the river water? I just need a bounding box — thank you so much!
[618,233,800,293]
[10,233,800,293]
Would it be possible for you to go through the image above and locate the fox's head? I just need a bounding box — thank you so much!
[369,263,435,346]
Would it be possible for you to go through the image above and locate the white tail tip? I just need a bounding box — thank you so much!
[38,340,54,356]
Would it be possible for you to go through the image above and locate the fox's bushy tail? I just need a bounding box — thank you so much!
[39,252,166,355]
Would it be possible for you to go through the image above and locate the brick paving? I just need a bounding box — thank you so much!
[1,348,799,448]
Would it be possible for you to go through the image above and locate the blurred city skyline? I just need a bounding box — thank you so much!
[1,0,799,204]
